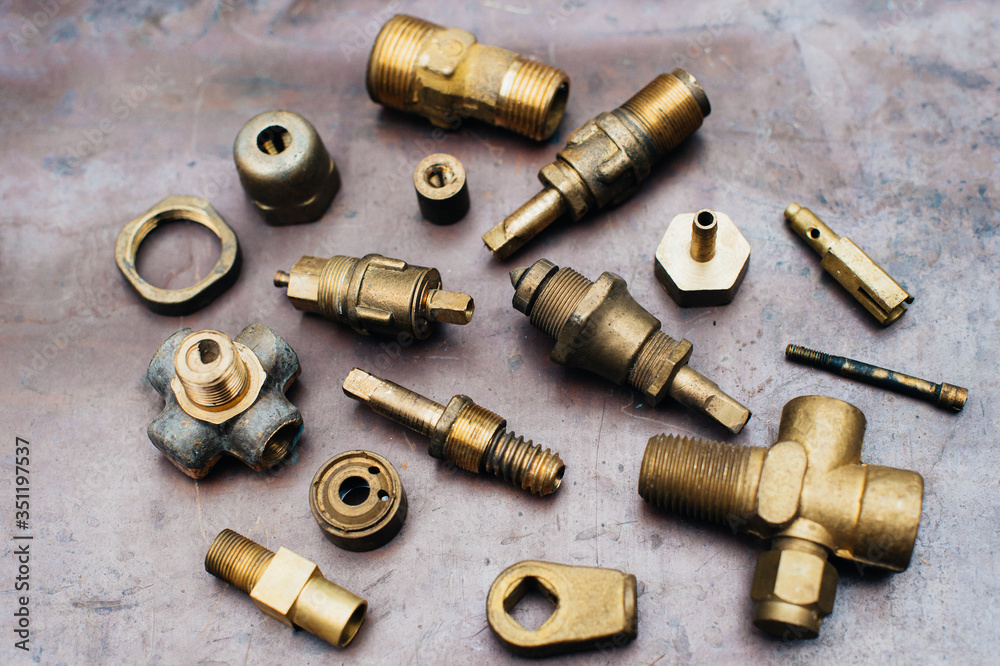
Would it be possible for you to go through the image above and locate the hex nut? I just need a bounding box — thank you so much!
[655,210,750,307]
[751,546,838,639]
[414,153,470,225]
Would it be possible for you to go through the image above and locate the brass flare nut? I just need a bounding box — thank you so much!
[205,529,367,648]
[367,15,569,141]
[484,69,710,259]
[638,395,924,639]
[274,253,474,340]
[342,368,565,496]
[510,259,750,434]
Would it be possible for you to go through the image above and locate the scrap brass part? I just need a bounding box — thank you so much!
[414,153,470,225]
[274,253,474,340]
[785,344,968,412]
[487,560,637,657]
[309,450,408,551]
[234,110,340,225]
[638,395,924,639]
[205,529,367,648]
[342,368,565,496]
[655,209,751,307]
[169,330,265,425]
[784,203,913,325]
[115,195,241,315]
[484,69,710,259]
[510,258,750,434]
[366,15,569,141]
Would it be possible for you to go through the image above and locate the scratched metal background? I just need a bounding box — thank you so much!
[2,0,998,663]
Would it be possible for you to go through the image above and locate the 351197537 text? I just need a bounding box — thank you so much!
[13,437,31,652]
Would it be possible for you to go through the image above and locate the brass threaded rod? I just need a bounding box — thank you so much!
[205,529,275,594]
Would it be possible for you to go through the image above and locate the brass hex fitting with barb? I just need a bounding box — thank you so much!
[639,395,924,639]
[510,259,750,434]
[343,368,565,496]
[484,69,710,259]
[274,253,474,340]
[205,529,367,648]
[366,15,569,141]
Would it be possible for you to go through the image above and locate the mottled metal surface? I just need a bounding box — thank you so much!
[1,1,997,663]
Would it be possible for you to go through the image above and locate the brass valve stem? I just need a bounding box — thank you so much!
[342,368,565,496]
[484,69,710,259]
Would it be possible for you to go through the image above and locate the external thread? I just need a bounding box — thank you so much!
[628,331,677,396]
[619,72,705,158]
[318,255,357,320]
[205,529,275,595]
[177,337,250,409]
[366,15,437,109]
[444,403,505,473]
[496,58,569,141]
[529,267,593,339]
[785,344,831,366]
[484,430,565,496]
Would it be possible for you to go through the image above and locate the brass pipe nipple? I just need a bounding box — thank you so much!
[690,209,718,262]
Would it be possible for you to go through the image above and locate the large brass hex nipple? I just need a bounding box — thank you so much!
[510,259,750,434]
[205,529,367,648]
[484,69,710,259]
[343,368,565,496]
[366,15,569,141]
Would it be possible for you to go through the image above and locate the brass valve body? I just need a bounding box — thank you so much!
[484,69,710,259]
[366,14,569,141]
[274,253,474,340]
[205,529,367,648]
[343,368,565,496]
[639,395,924,639]
[510,259,750,434]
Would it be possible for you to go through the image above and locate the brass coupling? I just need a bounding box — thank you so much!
[367,14,569,141]
[484,69,710,258]
[639,395,924,639]
[205,529,367,648]
[274,253,474,340]
[342,368,565,496]
[510,259,750,434]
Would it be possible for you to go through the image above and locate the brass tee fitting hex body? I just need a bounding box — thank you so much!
[484,69,710,259]
[639,395,924,639]
[205,529,367,648]
[510,259,750,434]
[366,15,569,141]
[343,368,565,496]
[274,253,474,340]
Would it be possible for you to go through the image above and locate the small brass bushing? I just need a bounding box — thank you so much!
[366,15,569,141]
[274,253,474,340]
[655,209,751,307]
[205,529,367,648]
[414,153,470,225]
[234,110,340,225]
[310,450,408,551]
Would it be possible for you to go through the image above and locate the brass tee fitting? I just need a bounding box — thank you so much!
[274,253,474,340]
[343,368,565,496]
[639,395,924,639]
[366,15,569,141]
[510,259,750,434]
[484,69,710,259]
[205,529,367,648]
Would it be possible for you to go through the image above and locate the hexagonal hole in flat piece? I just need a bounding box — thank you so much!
[505,576,558,631]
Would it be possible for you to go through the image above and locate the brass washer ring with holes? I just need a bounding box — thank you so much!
[115,195,241,315]
[309,450,407,551]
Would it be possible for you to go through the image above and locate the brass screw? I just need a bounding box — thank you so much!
[342,368,565,496]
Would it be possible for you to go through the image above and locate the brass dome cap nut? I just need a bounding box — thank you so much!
[414,153,470,225]
[234,110,340,225]
[309,450,408,551]
[655,209,750,307]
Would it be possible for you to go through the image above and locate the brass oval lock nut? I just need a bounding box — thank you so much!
[367,15,569,141]
[310,450,407,551]
[234,110,340,225]
[655,209,750,307]
[785,203,913,325]
[414,153,470,225]
[205,529,367,648]
[484,69,710,259]
[274,253,474,340]
[146,323,303,479]
[487,561,637,657]
[639,395,924,639]
[510,258,751,434]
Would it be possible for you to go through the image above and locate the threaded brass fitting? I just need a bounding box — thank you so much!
[484,69,710,259]
[510,259,750,434]
[342,368,565,496]
[639,396,924,639]
[205,529,367,648]
[366,15,569,141]
[274,253,474,340]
